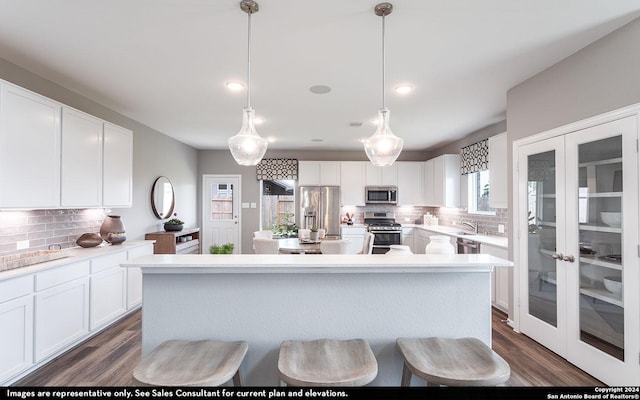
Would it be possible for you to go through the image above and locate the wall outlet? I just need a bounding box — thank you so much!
[498,224,505,234]
[17,240,29,250]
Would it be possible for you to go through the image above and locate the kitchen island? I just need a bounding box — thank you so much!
[122,253,512,386]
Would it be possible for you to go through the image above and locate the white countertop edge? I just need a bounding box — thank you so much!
[0,240,155,281]
[122,253,512,274]
[404,225,509,249]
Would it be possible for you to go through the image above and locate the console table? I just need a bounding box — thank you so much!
[145,228,200,254]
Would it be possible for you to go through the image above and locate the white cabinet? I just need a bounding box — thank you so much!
[401,227,414,253]
[34,261,90,362]
[489,132,508,208]
[425,154,460,207]
[0,276,33,383]
[0,81,61,208]
[61,107,103,207]
[89,253,127,330]
[414,228,430,254]
[483,244,510,312]
[365,163,398,186]
[126,245,153,309]
[397,162,424,205]
[339,162,366,205]
[298,161,341,186]
[103,122,133,207]
[341,226,367,254]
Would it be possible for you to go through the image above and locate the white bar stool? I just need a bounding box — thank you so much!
[278,339,378,386]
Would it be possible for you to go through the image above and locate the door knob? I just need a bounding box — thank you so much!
[562,254,575,263]
[552,253,563,260]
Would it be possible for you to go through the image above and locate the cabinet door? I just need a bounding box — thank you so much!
[339,162,365,205]
[423,160,435,206]
[90,267,126,330]
[320,162,340,185]
[61,107,103,207]
[365,163,398,186]
[517,116,639,385]
[397,162,424,205]
[0,82,61,208]
[34,277,90,362]
[483,244,509,312]
[489,133,508,208]
[103,122,133,207]
[0,296,33,383]
[298,161,320,185]
[401,227,414,253]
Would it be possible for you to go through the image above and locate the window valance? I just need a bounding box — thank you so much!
[256,158,298,180]
[460,139,489,175]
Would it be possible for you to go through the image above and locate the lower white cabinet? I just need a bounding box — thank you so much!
[341,226,367,254]
[414,229,430,254]
[34,276,90,362]
[90,268,126,330]
[0,295,33,382]
[401,227,414,253]
[482,244,510,312]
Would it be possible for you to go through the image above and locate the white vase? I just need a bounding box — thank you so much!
[386,245,413,255]
[425,235,455,255]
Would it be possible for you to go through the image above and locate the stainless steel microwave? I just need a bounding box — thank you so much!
[365,186,398,204]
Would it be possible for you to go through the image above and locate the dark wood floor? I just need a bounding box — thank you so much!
[14,308,602,386]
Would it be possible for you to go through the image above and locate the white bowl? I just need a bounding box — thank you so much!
[600,212,622,228]
[603,276,622,295]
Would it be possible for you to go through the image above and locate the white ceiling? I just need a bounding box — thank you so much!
[0,1,639,152]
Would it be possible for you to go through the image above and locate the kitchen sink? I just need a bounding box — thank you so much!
[456,231,476,236]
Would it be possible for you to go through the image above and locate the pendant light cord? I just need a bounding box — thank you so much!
[246,10,252,109]
[381,13,386,110]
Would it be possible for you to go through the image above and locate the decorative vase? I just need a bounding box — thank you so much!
[386,245,413,255]
[76,233,103,248]
[164,223,184,232]
[425,235,455,255]
[100,215,126,245]
[310,231,319,241]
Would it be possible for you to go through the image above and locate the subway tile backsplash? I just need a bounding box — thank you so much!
[0,209,106,256]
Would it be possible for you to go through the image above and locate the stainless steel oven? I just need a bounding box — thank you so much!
[364,211,402,254]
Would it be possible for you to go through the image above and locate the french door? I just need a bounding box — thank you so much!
[517,116,639,385]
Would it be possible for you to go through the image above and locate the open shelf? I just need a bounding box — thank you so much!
[145,227,200,254]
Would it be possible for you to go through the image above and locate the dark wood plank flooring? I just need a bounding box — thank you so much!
[14,308,602,386]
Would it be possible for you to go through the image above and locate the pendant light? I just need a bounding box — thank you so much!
[363,2,403,166]
[228,0,268,166]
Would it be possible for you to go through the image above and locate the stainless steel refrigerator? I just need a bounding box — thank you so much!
[297,186,341,238]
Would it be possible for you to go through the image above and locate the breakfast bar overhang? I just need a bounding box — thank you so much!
[122,254,513,386]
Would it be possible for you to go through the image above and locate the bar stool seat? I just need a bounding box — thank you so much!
[278,339,378,386]
[133,339,248,386]
[396,337,510,386]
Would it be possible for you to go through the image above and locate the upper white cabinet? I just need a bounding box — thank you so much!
[365,163,397,186]
[61,107,103,207]
[425,154,460,207]
[397,162,424,205]
[298,161,340,186]
[103,123,133,207]
[489,132,508,208]
[0,82,61,208]
[339,162,366,205]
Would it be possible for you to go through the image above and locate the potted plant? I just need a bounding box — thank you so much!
[210,243,234,254]
[164,215,184,232]
[309,227,319,241]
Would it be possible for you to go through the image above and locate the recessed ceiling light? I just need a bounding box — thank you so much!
[393,84,414,94]
[309,85,331,94]
[225,81,245,91]
[311,138,324,142]
[349,122,363,127]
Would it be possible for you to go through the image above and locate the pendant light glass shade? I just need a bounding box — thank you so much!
[228,0,267,166]
[364,108,403,166]
[364,2,403,166]
[228,107,268,166]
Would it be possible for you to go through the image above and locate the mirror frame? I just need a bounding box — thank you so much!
[151,176,175,219]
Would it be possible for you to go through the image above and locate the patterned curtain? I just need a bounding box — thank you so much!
[460,138,489,175]
[256,158,298,180]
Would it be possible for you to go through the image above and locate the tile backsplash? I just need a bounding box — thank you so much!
[341,205,508,237]
[0,209,106,257]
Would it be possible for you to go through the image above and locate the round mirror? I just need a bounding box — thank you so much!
[151,176,175,219]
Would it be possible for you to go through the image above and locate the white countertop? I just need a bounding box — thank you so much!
[0,240,154,281]
[122,253,512,274]
[405,225,509,249]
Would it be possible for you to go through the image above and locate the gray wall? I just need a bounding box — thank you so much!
[0,58,199,241]
[428,120,506,158]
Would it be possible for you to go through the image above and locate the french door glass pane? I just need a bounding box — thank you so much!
[577,135,624,360]
[527,150,557,327]
[210,183,234,221]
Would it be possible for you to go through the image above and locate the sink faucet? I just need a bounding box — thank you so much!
[461,221,478,233]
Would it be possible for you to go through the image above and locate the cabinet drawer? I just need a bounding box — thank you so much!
[0,275,33,303]
[91,251,127,274]
[35,261,89,291]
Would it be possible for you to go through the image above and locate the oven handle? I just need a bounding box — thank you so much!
[368,230,402,234]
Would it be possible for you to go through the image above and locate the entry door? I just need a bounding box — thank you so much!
[517,116,640,385]
[202,175,241,254]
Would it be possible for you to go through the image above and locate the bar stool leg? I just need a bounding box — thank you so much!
[401,364,412,386]
[232,370,242,387]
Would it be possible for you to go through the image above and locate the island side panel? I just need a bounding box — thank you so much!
[141,271,491,386]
